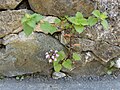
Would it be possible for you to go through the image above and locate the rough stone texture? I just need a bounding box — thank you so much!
[0,32,66,77]
[52,72,66,79]
[0,0,23,9]
[57,0,120,75]
[0,9,32,38]
[0,0,119,77]
[16,0,31,10]
[28,0,94,17]
[58,0,120,64]
[61,51,107,76]
[78,39,120,63]
[69,60,106,76]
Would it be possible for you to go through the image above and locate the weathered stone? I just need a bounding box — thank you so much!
[52,72,66,79]
[0,0,23,9]
[0,9,32,38]
[0,39,2,44]
[0,32,66,77]
[62,59,106,76]
[115,58,120,68]
[28,0,94,17]
[16,0,31,10]
[94,42,120,62]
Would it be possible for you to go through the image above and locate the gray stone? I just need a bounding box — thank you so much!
[0,0,23,9]
[62,59,106,76]
[52,72,66,79]
[0,39,2,44]
[0,9,32,38]
[0,32,66,77]
[28,0,94,17]
[94,42,120,62]
[115,58,120,68]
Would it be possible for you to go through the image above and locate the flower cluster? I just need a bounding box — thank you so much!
[45,50,59,63]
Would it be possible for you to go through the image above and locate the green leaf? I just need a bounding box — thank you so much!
[76,12,83,18]
[57,51,66,61]
[23,23,34,36]
[21,16,28,24]
[54,62,62,72]
[78,18,88,25]
[101,20,109,30]
[27,13,44,23]
[54,18,61,24]
[27,19,36,28]
[40,21,57,34]
[25,14,31,19]
[92,10,101,18]
[35,15,44,22]
[22,13,44,36]
[110,61,115,68]
[62,59,72,69]
[72,53,81,61]
[74,25,84,33]
[100,12,108,20]
[68,17,80,25]
[88,16,98,26]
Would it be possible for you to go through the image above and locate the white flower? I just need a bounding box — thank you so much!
[49,59,52,63]
[45,52,49,55]
[54,58,57,61]
[56,54,59,57]
[115,58,120,68]
[46,55,50,59]
[51,56,55,59]
[55,50,58,53]
[50,50,53,52]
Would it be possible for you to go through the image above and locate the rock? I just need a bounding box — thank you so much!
[62,59,106,76]
[52,72,66,79]
[43,16,57,23]
[79,39,120,63]
[0,32,66,77]
[0,9,32,38]
[115,58,120,68]
[0,39,2,44]
[28,0,94,17]
[0,0,23,9]
[94,42,120,63]
[16,0,31,10]
[59,29,120,63]
[34,16,58,33]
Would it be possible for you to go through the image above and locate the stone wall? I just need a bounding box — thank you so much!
[0,0,120,77]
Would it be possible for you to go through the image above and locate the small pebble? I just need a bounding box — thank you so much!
[52,72,66,79]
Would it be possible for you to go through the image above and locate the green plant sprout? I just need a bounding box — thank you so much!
[21,13,43,36]
[92,10,109,30]
[67,12,88,33]
[45,50,81,72]
[21,10,109,72]
[21,10,109,36]
[21,13,59,36]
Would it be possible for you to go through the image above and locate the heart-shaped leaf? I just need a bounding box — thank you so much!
[72,53,81,61]
[92,10,101,18]
[74,25,84,33]
[101,20,109,30]
[88,16,98,26]
[40,21,57,34]
[62,59,72,69]
[76,12,83,18]
[54,62,62,72]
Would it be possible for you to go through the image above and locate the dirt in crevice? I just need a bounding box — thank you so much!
[15,0,31,10]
